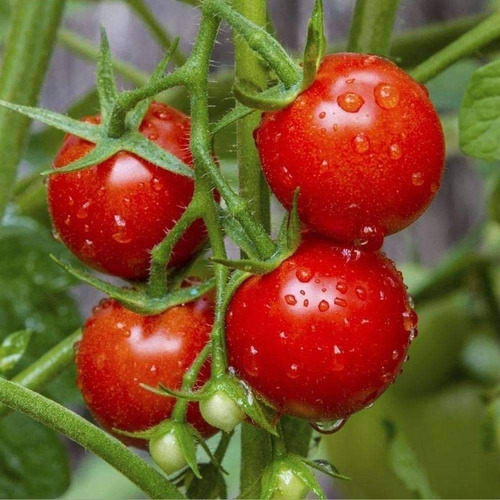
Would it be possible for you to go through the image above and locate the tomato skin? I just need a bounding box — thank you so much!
[256,53,445,247]
[226,235,415,421]
[48,102,207,280]
[76,297,215,448]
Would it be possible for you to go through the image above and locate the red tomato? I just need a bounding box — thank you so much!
[76,296,215,448]
[256,53,445,250]
[48,102,207,280]
[226,234,416,422]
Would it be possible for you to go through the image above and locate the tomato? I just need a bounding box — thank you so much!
[75,296,215,448]
[256,53,445,250]
[48,102,208,280]
[226,234,415,422]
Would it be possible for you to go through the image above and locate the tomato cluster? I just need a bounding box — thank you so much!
[49,53,442,448]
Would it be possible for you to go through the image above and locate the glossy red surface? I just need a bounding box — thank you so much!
[226,235,416,421]
[76,297,215,448]
[48,102,207,280]
[256,53,445,249]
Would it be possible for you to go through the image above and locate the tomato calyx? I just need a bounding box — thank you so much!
[115,419,224,478]
[51,254,214,315]
[213,190,301,275]
[143,374,278,436]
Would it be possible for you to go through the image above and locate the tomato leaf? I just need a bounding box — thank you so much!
[0,413,70,498]
[459,58,500,161]
[186,463,227,499]
[0,330,32,376]
[302,0,326,90]
[383,419,440,499]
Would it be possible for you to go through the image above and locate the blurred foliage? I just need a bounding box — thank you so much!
[0,413,70,498]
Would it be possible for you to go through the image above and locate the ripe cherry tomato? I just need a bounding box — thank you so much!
[256,53,445,250]
[76,296,215,448]
[226,234,416,422]
[48,102,208,280]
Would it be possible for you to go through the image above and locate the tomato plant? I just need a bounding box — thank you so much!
[0,0,499,499]
[226,234,415,422]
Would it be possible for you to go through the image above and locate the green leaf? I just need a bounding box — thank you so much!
[300,457,349,481]
[287,456,326,499]
[0,216,81,405]
[0,100,100,141]
[127,133,194,178]
[302,0,326,90]
[383,419,439,499]
[174,424,201,478]
[459,58,500,161]
[186,463,227,499]
[0,330,32,376]
[0,412,70,498]
[96,27,118,122]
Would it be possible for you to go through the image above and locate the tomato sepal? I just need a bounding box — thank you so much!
[50,254,215,315]
[301,0,326,91]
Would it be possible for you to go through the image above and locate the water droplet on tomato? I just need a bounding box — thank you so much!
[412,172,424,186]
[403,309,418,331]
[355,286,367,301]
[82,239,95,257]
[310,418,347,434]
[389,143,402,160]
[285,294,297,306]
[318,111,326,119]
[374,82,400,109]
[392,350,399,360]
[318,300,330,312]
[337,92,364,113]
[431,182,439,193]
[245,346,260,376]
[68,196,75,206]
[303,299,309,307]
[296,268,313,283]
[64,215,71,226]
[334,297,347,307]
[352,133,370,154]
[345,78,355,84]
[287,363,301,379]
[77,201,91,219]
[151,177,162,191]
[336,281,348,294]
[148,133,159,141]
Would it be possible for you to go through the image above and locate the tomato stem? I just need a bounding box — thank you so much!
[0,329,81,419]
[0,0,66,218]
[0,378,184,499]
[347,0,400,56]
[411,12,500,83]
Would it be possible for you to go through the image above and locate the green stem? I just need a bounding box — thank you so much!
[233,0,270,234]
[148,199,202,298]
[206,0,300,88]
[0,0,66,218]
[0,378,183,499]
[171,342,211,421]
[411,12,500,83]
[476,264,500,339]
[271,421,287,459]
[0,329,81,418]
[125,0,186,66]
[347,0,400,55]
[58,29,149,87]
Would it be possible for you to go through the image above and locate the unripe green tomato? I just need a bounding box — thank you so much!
[393,291,474,396]
[326,384,500,499]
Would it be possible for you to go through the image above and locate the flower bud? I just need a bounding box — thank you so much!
[149,430,187,475]
[200,391,245,433]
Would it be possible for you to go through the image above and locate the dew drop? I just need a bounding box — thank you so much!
[299,289,306,296]
[68,196,75,206]
[151,177,162,191]
[374,82,400,109]
[392,349,399,360]
[64,215,71,226]
[336,281,348,294]
[355,225,384,252]
[150,364,158,374]
[352,133,370,154]
[431,182,440,193]
[303,299,309,307]
[296,268,313,283]
[148,133,159,141]
[318,299,330,312]
[81,239,95,257]
[403,309,418,331]
[334,297,347,308]
[77,201,91,219]
[287,363,301,379]
[345,78,355,84]
[412,171,424,186]
[389,143,402,160]
[318,111,326,119]
[285,294,297,306]
[337,92,364,113]
[245,346,260,376]
[355,286,367,301]
[310,418,347,434]
[320,160,329,174]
